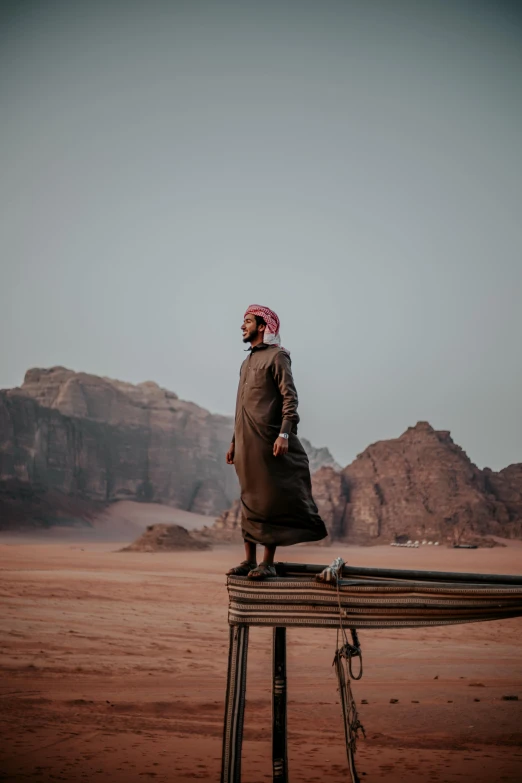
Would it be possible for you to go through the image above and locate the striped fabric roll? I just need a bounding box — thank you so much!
[227,574,522,629]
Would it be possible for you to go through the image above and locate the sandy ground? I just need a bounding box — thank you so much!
[1,537,521,783]
[1,502,214,544]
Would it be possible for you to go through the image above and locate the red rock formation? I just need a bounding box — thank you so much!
[340,422,522,544]
[201,498,243,542]
[0,366,238,521]
[482,464,522,526]
[310,467,347,543]
[207,423,522,545]
[120,523,210,552]
[3,369,521,544]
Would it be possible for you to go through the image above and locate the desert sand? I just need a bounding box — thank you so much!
[94,501,216,538]
[1,535,521,783]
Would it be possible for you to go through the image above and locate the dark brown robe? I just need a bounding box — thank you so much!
[232,343,327,546]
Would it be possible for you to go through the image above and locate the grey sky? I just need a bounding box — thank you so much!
[1,0,521,470]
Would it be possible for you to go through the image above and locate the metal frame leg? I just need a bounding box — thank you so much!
[221,624,249,783]
[272,627,288,782]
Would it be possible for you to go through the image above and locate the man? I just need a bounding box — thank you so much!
[226,304,327,579]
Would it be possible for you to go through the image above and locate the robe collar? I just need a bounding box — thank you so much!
[248,342,276,353]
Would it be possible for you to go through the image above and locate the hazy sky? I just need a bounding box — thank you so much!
[1,0,521,470]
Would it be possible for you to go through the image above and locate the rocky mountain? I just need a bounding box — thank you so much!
[300,438,341,473]
[339,422,522,544]
[0,366,237,524]
[207,422,522,545]
[0,367,337,528]
[482,464,522,525]
[3,369,520,543]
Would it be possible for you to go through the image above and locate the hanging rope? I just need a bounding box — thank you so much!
[317,557,366,783]
[333,644,366,783]
[336,626,363,680]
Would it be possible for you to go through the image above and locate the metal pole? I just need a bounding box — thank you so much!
[221,624,249,783]
[277,562,522,586]
[272,627,288,783]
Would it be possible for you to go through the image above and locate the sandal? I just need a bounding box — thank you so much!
[247,562,277,580]
[226,560,257,576]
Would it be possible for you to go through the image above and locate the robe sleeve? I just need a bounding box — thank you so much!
[271,351,300,435]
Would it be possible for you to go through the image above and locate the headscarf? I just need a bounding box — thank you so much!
[244,304,287,352]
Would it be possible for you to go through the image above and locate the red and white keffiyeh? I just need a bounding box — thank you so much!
[244,304,286,350]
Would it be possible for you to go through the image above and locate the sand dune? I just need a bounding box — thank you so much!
[1,538,521,782]
[96,499,215,533]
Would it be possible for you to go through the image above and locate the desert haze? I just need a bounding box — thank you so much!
[3,1,522,780]
[1,535,521,783]
[1,369,522,781]
[2,368,522,546]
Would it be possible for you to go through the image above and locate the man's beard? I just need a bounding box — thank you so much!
[242,327,259,343]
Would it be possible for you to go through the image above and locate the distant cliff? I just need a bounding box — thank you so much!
[300,438,341,473]
[4,370,519,544]
[0,366,237,521]
[0,366,338,528]
[338,422,522,543]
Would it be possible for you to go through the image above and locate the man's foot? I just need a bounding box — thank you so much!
[247,562,277,580]
[226,560,257,576]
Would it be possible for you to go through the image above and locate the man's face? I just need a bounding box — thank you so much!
[242,313,259,343]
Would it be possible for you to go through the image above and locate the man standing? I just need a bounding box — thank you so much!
[226,304,327,579]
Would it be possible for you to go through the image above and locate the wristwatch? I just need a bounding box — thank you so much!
[278,433,289,440]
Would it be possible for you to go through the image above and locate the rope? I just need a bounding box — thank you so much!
[333,647,366,783]
[318,558,366,783]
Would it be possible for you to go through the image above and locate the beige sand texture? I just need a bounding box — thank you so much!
[1,538,521,782]
[95,501,216,538]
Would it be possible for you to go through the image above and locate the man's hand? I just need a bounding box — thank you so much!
[226,442,235,465]
[273,436,289,458]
